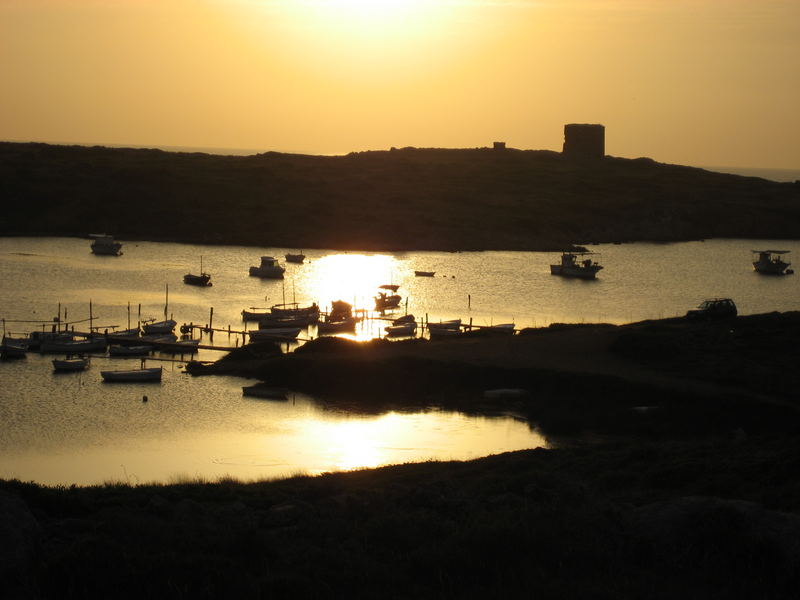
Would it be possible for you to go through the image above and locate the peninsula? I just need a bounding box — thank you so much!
[1,142,798,250]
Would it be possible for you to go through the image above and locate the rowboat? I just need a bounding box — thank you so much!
[385,322,416,336]
[285,252,306,264]
[415,271,435,277]
[52,356,90,372]
[142,319,177,334]
[248,327,302,342]
[101,367,163,382]
[428,319,462,339]
[108,344,152,356]
[242,308,270,321]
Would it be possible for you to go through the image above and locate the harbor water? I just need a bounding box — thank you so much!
[1,236,798,485]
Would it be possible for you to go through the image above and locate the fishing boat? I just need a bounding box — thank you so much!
[40,336,107,354]
[249,256,285,279]
[269,302,320,318]
[89,234,123,256]
[317,300,359,334]
[184,257,212,286]
[374,290,402,311]
[752,250,793,275]
[415,271,435,277]
[1,336,28,359]
[108,344,152,356]
[258,314,314,328]
[248,327,302,342]
[285,252,306,264]
[25,331,73,351]
[550,252,603,279]
[242,385,289,400]
[52,356,90,372]
[101,366,163,382]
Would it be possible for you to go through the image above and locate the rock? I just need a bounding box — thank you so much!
[0,491,42,595]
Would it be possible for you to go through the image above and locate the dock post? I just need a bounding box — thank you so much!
[468,294,471,310]
[209,307,214,330]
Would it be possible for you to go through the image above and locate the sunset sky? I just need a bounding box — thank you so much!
[1,0,798,169]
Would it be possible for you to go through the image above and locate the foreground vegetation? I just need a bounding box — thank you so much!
[1,142,798,250]
[4,312,800,598]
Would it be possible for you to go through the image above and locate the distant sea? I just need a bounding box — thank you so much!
[8,139,800,182]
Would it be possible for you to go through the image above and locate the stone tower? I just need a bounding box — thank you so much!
[563,124,605,159]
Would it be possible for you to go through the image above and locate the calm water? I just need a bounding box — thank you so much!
[1,236,799,486]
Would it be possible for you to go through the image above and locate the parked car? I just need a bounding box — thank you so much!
[686,298,737,321]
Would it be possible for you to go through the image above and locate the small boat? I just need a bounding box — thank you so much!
[40,336,107,354]
[89,234,123,256]
[156,339,200,354]
[550,252,603,279]
[142,319,177,334]
[242,385,289,400]
[248,327,302,342]
[1,336,28,359]
[184,256,212,286]
[427,319,462,339]
[415,271,435,277]
[108,344,152,356]
[285,252,306,264]
[393,314,415,325]
[258,314,313,328]
[242,308,270,321]
[249,256,285,279]
[477,323,516,336]
[379,284,400,292]
[375,291,402,311]
[317,300,359,333]
[269,302,320,322]
[140,333,178,343]
[52,356,90,372]
[107,327,141,339]
[25,331,73,351]
[101,367,163,382]
[752,250,793,275]
[385,321,416,337]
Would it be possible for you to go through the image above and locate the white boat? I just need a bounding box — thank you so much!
[242,385,289,400]
[284,252,305,264]
[52,356,90,372]
[248,256,285,279]
[108,344,152,356]
[248,327,302,342]
[101,367,163,382]
[550,252,603,279]
[752,250,793,275]
[142,319,177,334]
[40,336,107,354]
[89,234,123,256]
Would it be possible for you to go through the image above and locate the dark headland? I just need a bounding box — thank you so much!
[1,141,799,250]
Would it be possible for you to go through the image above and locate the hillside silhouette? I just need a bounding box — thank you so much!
[1,142,798,250]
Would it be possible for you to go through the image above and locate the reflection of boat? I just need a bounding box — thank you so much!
[375,291,402,311]
[101,367,163,382]
[109,344,152,356]
[1,336,28,359]
[184,257,212,286]
[415,271,435,277]
[550,252,603,279]
[752,250,793,275]
[285,252,306,264]
[52,356,90,372]
[242,385,289,400]
[249,256,285,279]
[90,234,123,256]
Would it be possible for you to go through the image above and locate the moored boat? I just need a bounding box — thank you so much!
[385,321,416,337]
[248,327,302,342]
[101,367,163,382]
[375,291,402,311]
[415,271,435,277]
[550,252,603,279]
[109,344,152,356]
[89,234,123,256]
[142,319,177,334]
[40,336,107,354]
[184,256,212,286]
[1,336,28,359]
[752,250,793,275]
[52,356,90,372]
[285,252,306,264]
[427,319,462,339]
[317,300,359,334]
[249,256,285,279]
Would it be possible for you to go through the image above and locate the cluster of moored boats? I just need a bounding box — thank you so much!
[0,316,199,381]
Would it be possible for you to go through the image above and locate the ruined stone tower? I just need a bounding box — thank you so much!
[562,124,605,159]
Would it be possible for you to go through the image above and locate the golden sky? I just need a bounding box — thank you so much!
[1,0,798,169]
